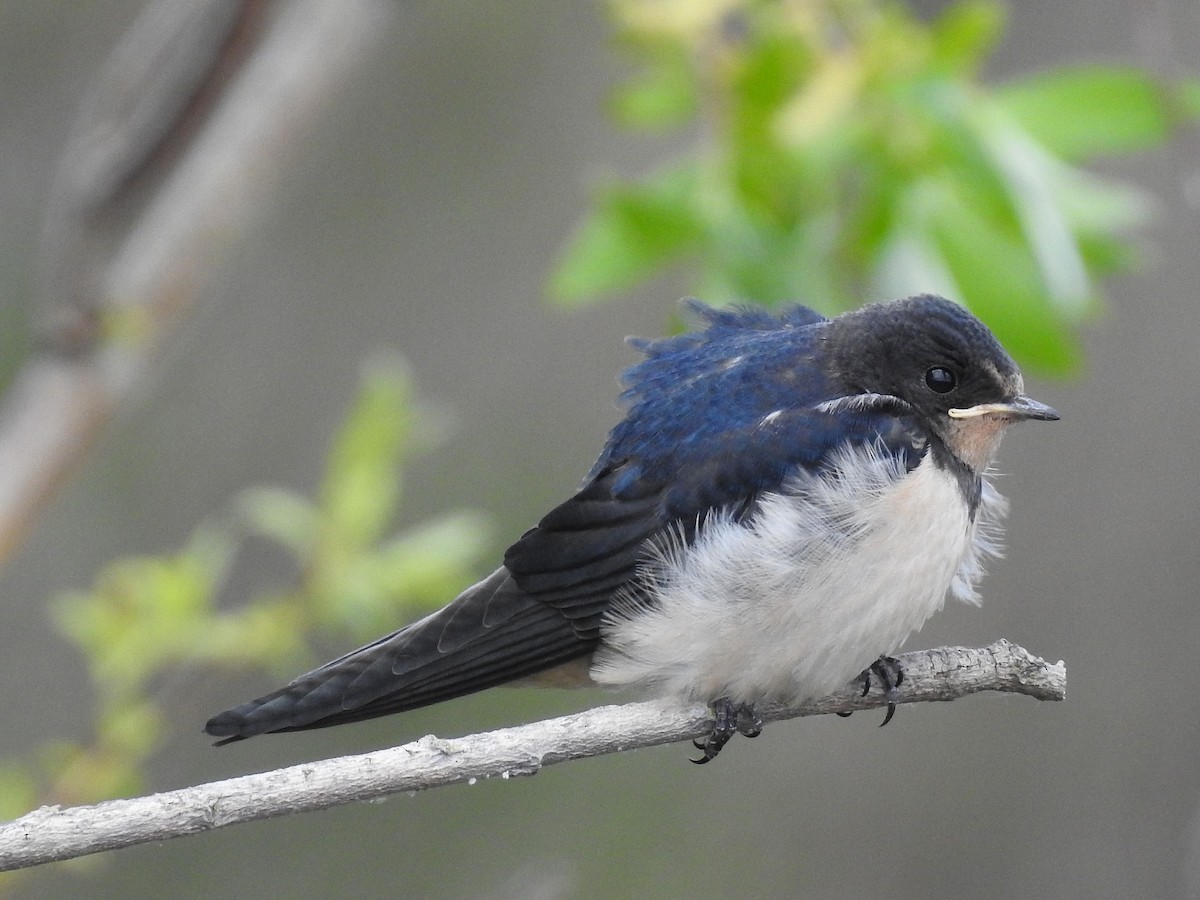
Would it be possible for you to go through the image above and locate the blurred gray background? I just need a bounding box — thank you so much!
[1,1,1198,897]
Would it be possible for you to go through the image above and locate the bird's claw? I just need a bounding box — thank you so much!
[837,656,905,724]
[737,705,764,739]
[867,655,904,726]
[691,698,762,764]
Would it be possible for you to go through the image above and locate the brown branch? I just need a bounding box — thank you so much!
[0,640,1064,873]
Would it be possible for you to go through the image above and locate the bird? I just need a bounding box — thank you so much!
[205,293,1058,762]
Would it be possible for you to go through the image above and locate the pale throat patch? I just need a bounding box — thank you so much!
[947,415,1011,471]
[947,362,1024,471]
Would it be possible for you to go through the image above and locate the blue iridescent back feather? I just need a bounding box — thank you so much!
[590,302,922,512]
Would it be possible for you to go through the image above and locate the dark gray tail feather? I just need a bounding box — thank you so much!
[204,567,594,743]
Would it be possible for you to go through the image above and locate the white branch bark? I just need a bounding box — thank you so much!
[0,640,1063,872]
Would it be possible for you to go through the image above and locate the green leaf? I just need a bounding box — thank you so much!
[195,598,308,673]
[307,510,490,639]
[925,180,1082,374]
[998,66,1171,159]
[974,112,1091,317]
[43,715,153,803]
[703,211,845,309]
[1052,168,1152,236]
[872,227,960,305]
[929,0,1006,74]
[52,551,215,698]
[237,487,320,557]
[320,356,413,547]
[733,28,812,134]
[98,700,163,759]
[1075,231,1138,276]
[376,512,491,602]
[610,49,697,130]
[550,165,705,304]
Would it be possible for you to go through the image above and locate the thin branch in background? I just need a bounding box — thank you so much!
[0,641,1065,873]
[0,0,391,568]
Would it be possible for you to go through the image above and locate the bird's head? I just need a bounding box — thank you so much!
[823,294,1059,471]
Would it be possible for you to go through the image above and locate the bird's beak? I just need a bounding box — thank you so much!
[948,395,1060,422]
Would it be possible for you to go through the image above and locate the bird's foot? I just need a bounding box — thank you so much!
[867,655,904,726]
[835,655,905,724]
[691,698,763,764]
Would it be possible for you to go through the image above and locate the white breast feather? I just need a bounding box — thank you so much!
[591,445,1007,703]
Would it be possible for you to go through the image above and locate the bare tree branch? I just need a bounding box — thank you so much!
[0,0,390,567]
[0,640,1064,873]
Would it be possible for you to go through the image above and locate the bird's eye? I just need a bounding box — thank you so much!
[925,366,957,393]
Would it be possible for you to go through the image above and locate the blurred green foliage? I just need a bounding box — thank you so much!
[0,358,489,823]
[552,0,1199,373]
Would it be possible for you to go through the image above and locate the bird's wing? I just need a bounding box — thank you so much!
[205,402,921,742]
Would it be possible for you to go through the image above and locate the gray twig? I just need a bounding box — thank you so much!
[0,640,1064,872]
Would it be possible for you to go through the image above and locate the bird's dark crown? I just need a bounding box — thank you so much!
[823,294,1024,431]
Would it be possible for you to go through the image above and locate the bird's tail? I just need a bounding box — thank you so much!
[204,566,592,743]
